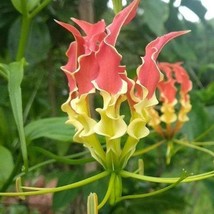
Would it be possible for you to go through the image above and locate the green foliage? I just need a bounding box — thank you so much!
[52,171,81,211]
[8,17,51,63]
[10,0,24,14]
[6,59,28,170]
[25,117,75,142]
[181,93,210,141]
[0,0,214,213]
[0,145,14,188]
[141,0,169,35]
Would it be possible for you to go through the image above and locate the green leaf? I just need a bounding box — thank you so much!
[142,0,169,35]
[11,0,41,14]
[204,180,214,208]
[27,0,40,12]
[8,17,51,64]
[10,0,23,14]
[0,63,8,80]
[25,117,75,142]
[181,93,210,141]
[7,59,28,171]
[0,145,14,188]
[52,171,81,211]
[197,82,214,105]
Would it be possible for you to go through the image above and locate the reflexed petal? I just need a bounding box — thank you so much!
[138,31,190,99]
[148,108,161,127]
[158,80,177,103]
[62,95,95,138]
[94,43,126,94]
[149,62,192,139]
[58,0,191,168]
[72,18,106,37]
[127,118,149,140]
[94,91,127,139]
[75,53,99,95]
[61,42,78,93]
[56,20,85,54]
[95,109,127,139]
[160,101,177,124]
[173,63,192,100]
[178,97,192,122]
[72,18,107,52]
[106,0,140,46]
[56,20,81,37]
[62,42,78,73]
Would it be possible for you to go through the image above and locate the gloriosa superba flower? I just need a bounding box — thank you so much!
[149,62,192,139]
[57,0,189,170]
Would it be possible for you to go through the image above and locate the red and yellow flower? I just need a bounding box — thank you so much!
[149,62,192,139]
[58,0,189,170]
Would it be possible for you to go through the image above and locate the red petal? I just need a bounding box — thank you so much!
[72,18,106,37]
[61,42,78,92]
[158,80,176,103]
[55,20,81,38]
[62,42,78,73]
[94,43,125,94]
[72,18,106,52]
[106,0,140,46]
[173,63,192,94]
[158,63,177,103]
[138,31,190,99]
[75,53,99,95]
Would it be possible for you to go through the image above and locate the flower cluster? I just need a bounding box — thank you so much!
[58,0,189,170]
[149,62,192,139]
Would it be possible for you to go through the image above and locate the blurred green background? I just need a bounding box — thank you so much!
[0,0,214,213]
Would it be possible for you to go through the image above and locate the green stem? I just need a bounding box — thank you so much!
[16,150,92,177]
[117,171,188,202]
[17,159,55,178]
[133,141,164,156]
[192,141,214,146]
[112,0,122,14]
[32,146,94,165]
[0,171,109,197]
[16,16,31,61]
[194,124,214,141]
[174,140,214,158]
[16,0,52,60]
[20,0,28,15]
[120,170,214,183]
[29,0,52,19]
[120,136,138,168]
[98,173,115,210]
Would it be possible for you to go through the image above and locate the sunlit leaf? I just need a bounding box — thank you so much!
[7,59,28,170]
[25,117,75,142]
[11,0,23,14]
[27,0,40,12]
